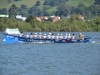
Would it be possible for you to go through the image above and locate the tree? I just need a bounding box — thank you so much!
[56,3,68,16]
[0,8,7,14]
[20,4,27,10]
[7,0,12,4]
[25,15,37,27]
[9,4,18,18]
[43,0,68,6]
[28,6,41,16]
[35,1,41,6]
[76,2,86,15]
[94,0,100,5]
[14,0,21,1]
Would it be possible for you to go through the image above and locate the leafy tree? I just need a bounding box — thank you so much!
[76,2,86,15]
[20,4,27,10]
[43,0,68,6]
[14,0,21,1]
[56,3,68,16]
[18,4,28,16]
[35,1,41,6]
[0,8,8,14]
[25,15,38,28]
[88,4,100,17]
[94,0,100,5]
[7,0,12,4]
[28,6,41,16]
[9,4,18,18]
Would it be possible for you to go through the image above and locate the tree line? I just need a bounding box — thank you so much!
[0,15,100,32]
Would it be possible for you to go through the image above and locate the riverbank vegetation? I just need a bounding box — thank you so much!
[0,15,100,32]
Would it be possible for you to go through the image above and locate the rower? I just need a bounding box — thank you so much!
[67,34,71,39]
[72,34,76,40]
[30,33,33,38]
[30,33,33,41]
[60,34,63,39]
[47,33,51,39]
[55,33,59,40]
[19,32,24,37]
[38,33,42,39]
[34,33,38,39]
[79,33,84,40]
[51,33,55,39]
[64,33,68,39]
[43,34,47,39]
[26,33,29,38]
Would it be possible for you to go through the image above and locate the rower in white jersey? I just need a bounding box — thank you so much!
[55,33,59,40]
[26,33,29,38]
[64,33,68,39]
[51,33,55,39]
[67,34,71,39]
[38,33,42,39]
[34,33,38,39]
[60,34,63,39]
[43,34,47,39]
[72,33,76,40]
[47,33,51,39]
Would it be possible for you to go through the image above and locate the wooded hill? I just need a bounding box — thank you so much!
[1,0,99,18]
[0,0,95,9]
[0,0,100,32]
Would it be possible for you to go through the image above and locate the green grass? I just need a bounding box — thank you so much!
[67,0,95,7]
[0,0,44,9]
[0,0,95,13]
[47,6,57,13]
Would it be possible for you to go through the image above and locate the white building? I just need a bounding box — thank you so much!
[16,15,26,21]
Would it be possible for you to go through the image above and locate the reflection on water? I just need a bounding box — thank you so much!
[0,32,100,75]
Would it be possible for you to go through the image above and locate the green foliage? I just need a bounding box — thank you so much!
[43,0,68,6]
[0,15,100,32]
[35,1,41,6]
[0,8,7,15]
[0,0,99,17]
[9,4,18,18]
[94,0,100,5]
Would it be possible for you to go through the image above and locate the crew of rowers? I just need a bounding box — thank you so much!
[20,32,84,40]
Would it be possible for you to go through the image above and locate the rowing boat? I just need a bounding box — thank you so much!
[3,28,92,44]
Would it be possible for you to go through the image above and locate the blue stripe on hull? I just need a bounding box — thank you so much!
[4,34,92,44]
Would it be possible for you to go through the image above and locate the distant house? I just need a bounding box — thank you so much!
[36,16,60,22]
[16,15,26,21]
[52,16,60,22]
[43,16,48,20]
[36,17,42,22]
[0,15,9,17]
[36,16,48,22]
[79,15,84,20]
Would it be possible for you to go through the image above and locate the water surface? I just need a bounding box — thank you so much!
[0,32,100,75]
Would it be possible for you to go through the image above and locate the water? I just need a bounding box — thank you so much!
[0,32,100,75]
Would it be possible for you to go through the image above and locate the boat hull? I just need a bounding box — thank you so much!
[4,34,92,44]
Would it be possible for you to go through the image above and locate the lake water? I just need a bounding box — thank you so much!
[0,32,100,75]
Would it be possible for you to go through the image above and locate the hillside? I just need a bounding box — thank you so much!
[0,0,95,9]
[0,0,44,9]
[0,0,97,17]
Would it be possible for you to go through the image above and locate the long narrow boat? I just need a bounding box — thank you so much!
[4,28,92,44]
